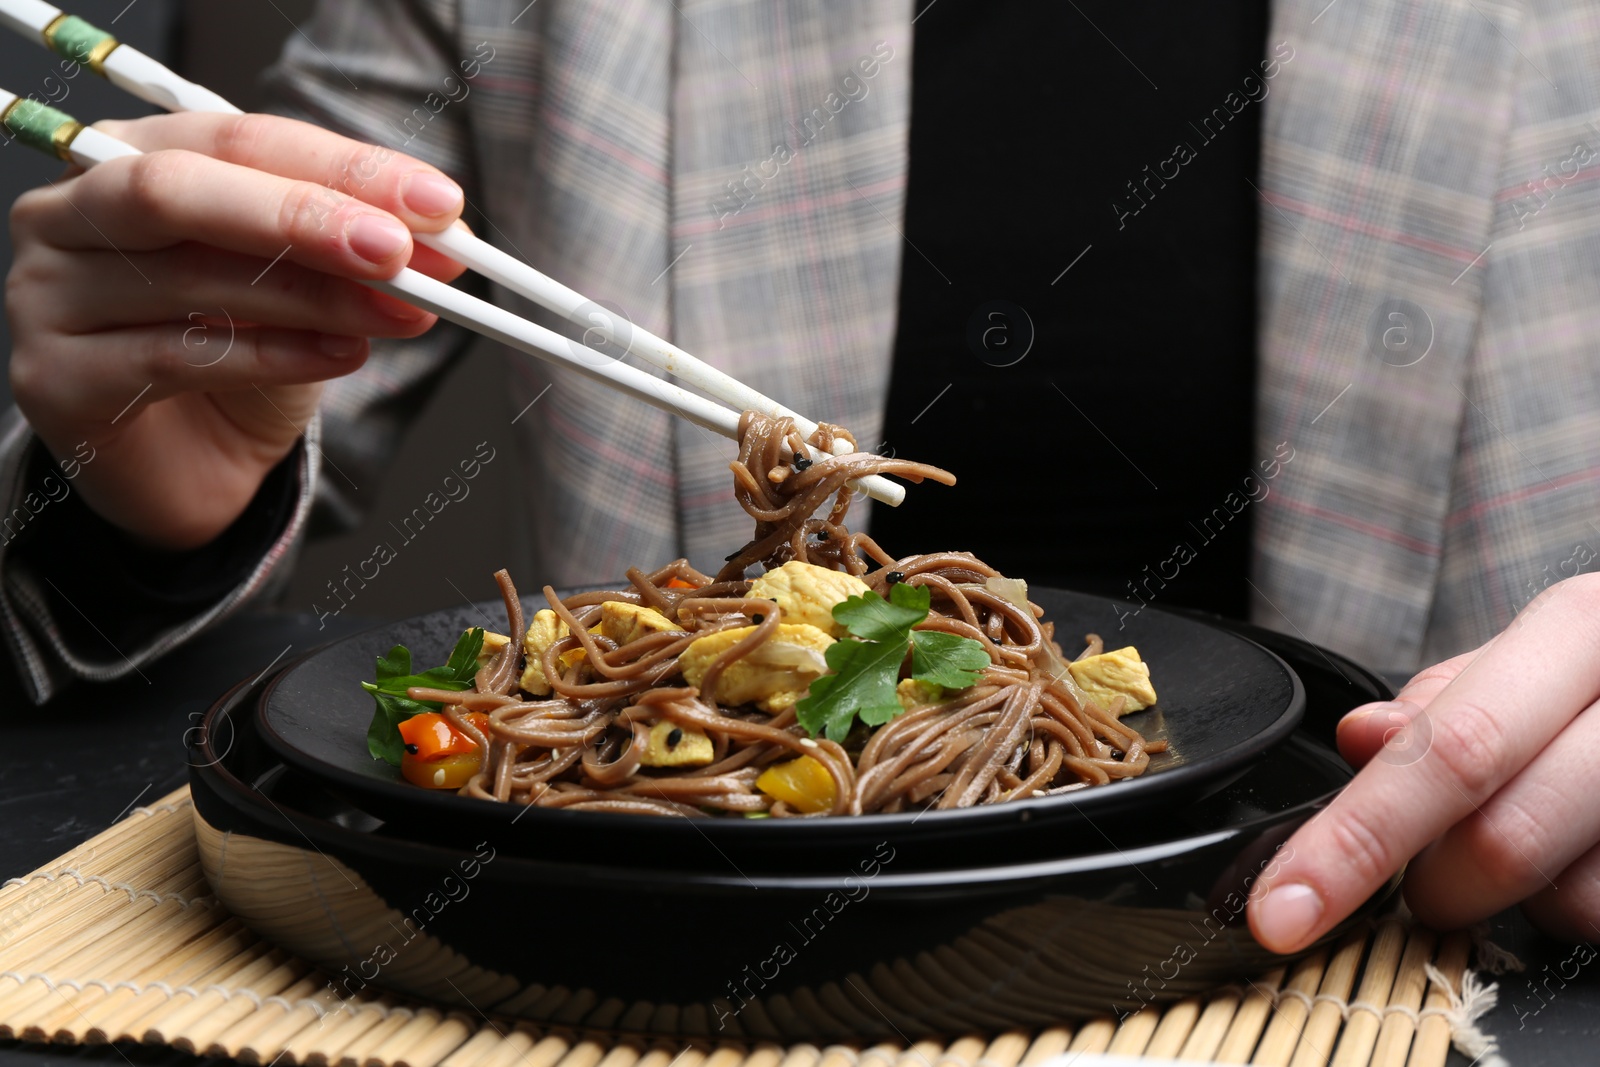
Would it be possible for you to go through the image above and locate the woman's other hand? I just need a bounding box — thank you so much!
[1249,573,1600,948]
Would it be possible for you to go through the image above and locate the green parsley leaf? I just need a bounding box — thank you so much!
[832,581,929,640]
[797,634,910,741]
[795,584,989,742]
[362,628,486,765]
[440,627,486,682]
[910,630,992,689]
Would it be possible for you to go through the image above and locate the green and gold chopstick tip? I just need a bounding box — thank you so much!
[41,11,118,72]
[1,94,84,160]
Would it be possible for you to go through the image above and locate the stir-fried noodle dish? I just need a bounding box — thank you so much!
[363,412,1164,817]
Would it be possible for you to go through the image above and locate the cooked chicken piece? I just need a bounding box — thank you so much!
[1067,646,1158,715]
[520,602,684,697]
[519,609,568,696]
[475,630,510,671]
[599,601,681,645]
[679,622,835,712]
[748,560,871,637]
[639,721,715,767]
[896,677,946,711]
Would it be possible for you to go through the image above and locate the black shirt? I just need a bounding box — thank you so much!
[873,1,1272,620]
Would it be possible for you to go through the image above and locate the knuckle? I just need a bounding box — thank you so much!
[4,252,47,313]
[8,347,45,410]
[8,187,54,243]
[212,112,273,164]
[1428,698,1510,795]
[1320,803,1397,886]
[139,326,201,383]
[1522,571,1600,625]
[278,181,339,242]
[1558,572,1600,619]
[275,258,341,310]
[123,151,185,218]
[1459,800,1553,896]
[1401,659,1459,694]
[7,324,68,416]
[5,248,68,339]
[222,329,263,371]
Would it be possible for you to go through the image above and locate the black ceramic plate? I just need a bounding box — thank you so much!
[195,631,1388,1041]
[256,587,1304,870]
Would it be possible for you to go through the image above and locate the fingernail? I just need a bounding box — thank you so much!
[1342,701,1396,727]
[1255,882,1323,951]
[1341,700,1418,739]
[403,172,463,217]
[318,334,365,358]
[346,214,410,264]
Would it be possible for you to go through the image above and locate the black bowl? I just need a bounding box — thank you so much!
[254,588,1306,872]
[188,619,1394,1041]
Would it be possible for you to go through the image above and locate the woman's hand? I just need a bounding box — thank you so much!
[1248,572,1600,949]
[6,111,469,550]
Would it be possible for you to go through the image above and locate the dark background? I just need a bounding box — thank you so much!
[0,0,531,623]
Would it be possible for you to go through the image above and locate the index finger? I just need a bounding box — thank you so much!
[94,112,464,232]
[1247,574,1600,952]
[1334,645,1483,768]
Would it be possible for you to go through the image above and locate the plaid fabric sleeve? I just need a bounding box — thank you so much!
[0,408,321,703]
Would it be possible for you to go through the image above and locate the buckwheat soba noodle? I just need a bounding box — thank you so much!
[388,411,1165,817]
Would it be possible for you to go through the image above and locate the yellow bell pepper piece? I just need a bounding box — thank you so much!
[557,622,605,671]
[755,755,837,814]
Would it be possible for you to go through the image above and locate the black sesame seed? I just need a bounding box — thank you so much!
[751,613,764,624]
[886,570,906,585]
[793,456,813,471]
[815,530,829,541]
[667,727,684,747]
[404,743,419,755]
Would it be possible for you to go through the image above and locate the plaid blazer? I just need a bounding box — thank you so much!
[5,0,1599,699]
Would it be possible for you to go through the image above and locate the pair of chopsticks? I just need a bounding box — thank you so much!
[0,0,906,506]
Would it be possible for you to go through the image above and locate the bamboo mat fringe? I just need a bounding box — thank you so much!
[0,787,1507,1067]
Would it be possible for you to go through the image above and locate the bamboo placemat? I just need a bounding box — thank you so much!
[0,787,1505,1067]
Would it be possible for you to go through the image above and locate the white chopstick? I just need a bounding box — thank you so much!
[0,0,235,113]
[0,0,906,506]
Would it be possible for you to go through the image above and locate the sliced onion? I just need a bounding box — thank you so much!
[981,577,1089,699]
[755,640,832,674]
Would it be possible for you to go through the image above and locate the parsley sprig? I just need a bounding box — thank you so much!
[796,584,990,742]
[362,628,485,765]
